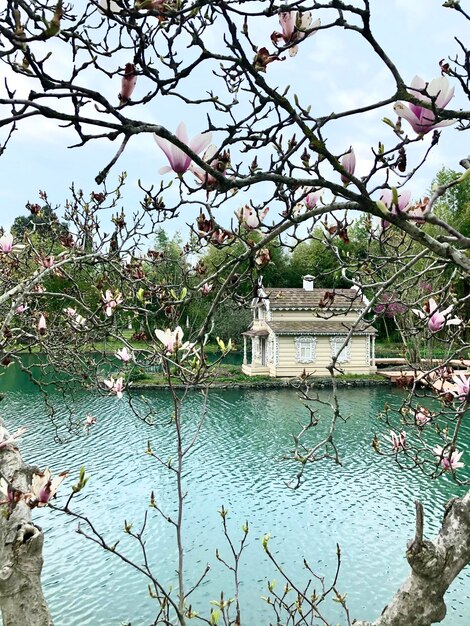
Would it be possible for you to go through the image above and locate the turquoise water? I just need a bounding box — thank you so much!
[1,370,469,625]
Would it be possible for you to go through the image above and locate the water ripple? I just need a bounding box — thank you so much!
[1,383,468,625]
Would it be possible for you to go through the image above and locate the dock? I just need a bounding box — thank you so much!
[379,362,469,396]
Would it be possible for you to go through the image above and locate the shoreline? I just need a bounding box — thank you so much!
[131,376,392,391]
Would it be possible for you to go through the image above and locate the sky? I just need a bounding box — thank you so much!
[0,0,469,236]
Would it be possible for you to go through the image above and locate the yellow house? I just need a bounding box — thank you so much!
[242,276,377,377]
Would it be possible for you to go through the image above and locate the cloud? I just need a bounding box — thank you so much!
[1,0,467,242]
[393,0,429,19]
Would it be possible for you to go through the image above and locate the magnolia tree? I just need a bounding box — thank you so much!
[1,1,470,625]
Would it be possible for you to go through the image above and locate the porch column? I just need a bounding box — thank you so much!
[371,335,376,367]
[243,335,247,365]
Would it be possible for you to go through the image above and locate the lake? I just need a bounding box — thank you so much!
[1,368,469,625]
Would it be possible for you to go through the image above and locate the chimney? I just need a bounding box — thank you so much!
[303,275,314,291]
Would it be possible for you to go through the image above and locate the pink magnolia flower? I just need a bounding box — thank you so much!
[255,247,271,268]
[211,229,231,246]
[119,63,137,104]
[380,189,412,228]
[63,307,87,328]
[38,314,47,334]
[136,0,166,8]
[0,233,13,253]
[272,11,321,57]
[27,468,68,507]
[412,298,461,333]
[389,430,406,452]
[452,373,470,401]
[394,76,456,135]
[84,414,97,431]
[413,406,433,426]
[199,282,213,295]
[189,145,230,190]
[407,206,425,223]
[380,188,412,214]
[15,304,28,314]
[340,148,356,184]
[405,197,428,224]
[115,347,133,363]
[236,205,269,230]
[103,376,125,399]
[154,122,212,175]
[40,255,55,269]
[75,315,87,328]
[292,188,322,216]
[433,445,464,472]
[102,289,123,317]
[374,292,406,318]
[304,188,323,210]
[155,326,184,354]
[0,426,27,449]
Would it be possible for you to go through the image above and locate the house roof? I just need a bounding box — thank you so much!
[266,320,377,335]
[262,288,365,310]
[242,328,270,337]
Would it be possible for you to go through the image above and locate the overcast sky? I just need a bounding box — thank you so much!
[1,0,468,235]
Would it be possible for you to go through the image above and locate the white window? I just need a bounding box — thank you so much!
[330,336,350,363]
[253,306,265,321]
[295,336,316,364]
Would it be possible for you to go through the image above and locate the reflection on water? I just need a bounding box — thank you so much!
[0,351,243,393]
[1,369,469,625]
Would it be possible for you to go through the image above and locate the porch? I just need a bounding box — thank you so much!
[241,328,272,377]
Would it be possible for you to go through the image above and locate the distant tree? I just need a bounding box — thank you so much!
[10,203,69,242]
[148,228,188,287]
[203,235,291,289]
[287,228,349,288]
[432,166,470,237]
[212,302,251,347]
[2,2,470,626]
[431,167,470,324]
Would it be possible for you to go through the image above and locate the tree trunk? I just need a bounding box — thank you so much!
[356,492,470,626]
[0,444,53,626]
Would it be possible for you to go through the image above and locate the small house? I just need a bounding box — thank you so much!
[242,276,377,377]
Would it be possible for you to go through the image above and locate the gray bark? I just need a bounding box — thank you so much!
[356,493,470,626]
[0,445,53,626]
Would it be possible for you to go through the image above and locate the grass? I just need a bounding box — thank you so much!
[81,334,242,355]
[331,373,385,381]
[129,364,386,387]
[375,341,468,360]
[130,364,273,386]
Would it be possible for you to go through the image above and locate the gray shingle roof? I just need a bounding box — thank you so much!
[263,288,364,310]
[242,328,270,337]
